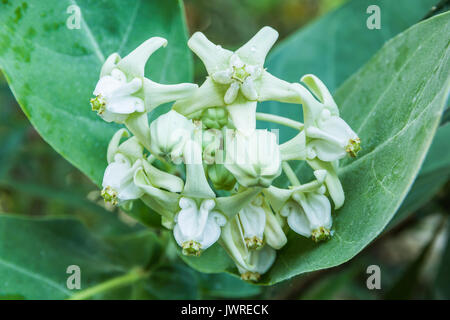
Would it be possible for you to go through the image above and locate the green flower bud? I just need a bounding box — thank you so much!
[201,107,228,129]
[149,110,194,162]
[225,130,282,188]
[207,164,236,191]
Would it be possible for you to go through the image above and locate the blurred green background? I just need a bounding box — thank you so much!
[1,0,449,300]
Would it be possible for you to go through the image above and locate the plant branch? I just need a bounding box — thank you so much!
[256,112,304,131]
[67,267,149,300]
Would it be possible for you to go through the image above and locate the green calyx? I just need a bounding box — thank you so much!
[241,271,260,282]
[101,186,118,206]
[346,137,361,158]
[182,240,202,256]
[311,227,331,242]
[245,236,264,250]
[90,95,106,115]
[232,65,250,83]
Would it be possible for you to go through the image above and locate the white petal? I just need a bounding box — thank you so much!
[307,159,344,209]
[309,139,347,162]
[293,192,331,230]
[319,116,358,144]
[224,82,240,104]
[106,96,144,114]
[230,54,244,68]
[211,69,233,84]
[279,130,307,161]
[117,37,168,77]
[238,201,266,241]
[282,200,312,237]
[236,26,278,66]
[241,245,276,275]
[226,99,257,136]
[142,160,184,193]
[188,32,233,75]
[264,209,287,250]
[117,181,143,200]
[301,74,338,115]
[183,140,216,199]
[176,197,201,240]
[200,211,226,249]
[172,77,226,116]
[107,129,129,164]
[241,78,258,101]
[143,78,198,112]
[100,53,121,78]
[110,78,142,97]
[93,76,122,96]
[133,168,180,212]
[257,71,299,103]
[100,110,128,123]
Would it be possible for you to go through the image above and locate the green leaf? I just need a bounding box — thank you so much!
[183,12,450,284]
[0,214,130,299]
[197,272,261,299]
[259,0,439,142]
[0,0,192,186]
[393,122,450,223]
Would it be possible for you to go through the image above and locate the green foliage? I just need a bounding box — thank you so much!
[182,12,450,284]
[0,0,448,298]
[0,0,192,185]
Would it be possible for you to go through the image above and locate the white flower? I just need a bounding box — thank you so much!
[91,68,144,123]
[237,194,287,250]
[212,53,263,104]
[174,197,226,256]
[91,37,198,124]
[293,74,361,162]
[101,154,143,206]
[225,129,281,188]
[237,196,266,250]
[221,217,276,282]
[237,245,276,282]
[149,110,194,162]
[280,186,332,242]
[173,27,299,135]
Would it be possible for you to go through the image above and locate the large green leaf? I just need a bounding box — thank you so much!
[182,12,450,284]
[259,0,439,142]
[393,122,450,223]
[0,0,192,185]
[0,214,130,299]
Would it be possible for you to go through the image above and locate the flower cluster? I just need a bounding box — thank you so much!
[90,27,361,282]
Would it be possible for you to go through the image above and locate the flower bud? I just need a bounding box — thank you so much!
[201,107,229,129]
[174,197,226,256]
[225,130,281,188]
[149,110,194,162]
[207,164,236,191]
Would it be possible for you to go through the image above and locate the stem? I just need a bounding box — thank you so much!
[282,161,301,186]
[256,112,304,130]
[67,267,149,300]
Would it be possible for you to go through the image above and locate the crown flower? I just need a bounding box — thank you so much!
[173,27,299,136]
[92,27,360,281]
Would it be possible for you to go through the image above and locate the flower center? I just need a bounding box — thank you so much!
[346,137,361,157]
[182,240,202,256]
[311,226,331,242]
[101,186,118,206]
[231,65,250,83]
[90,95,106,115]
[245,236,264,250]
[241,271,260,282]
